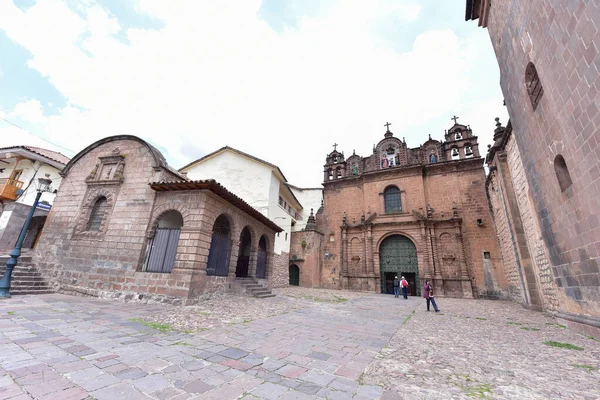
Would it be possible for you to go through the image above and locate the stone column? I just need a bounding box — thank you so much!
[455,222,473,298]
[421,221,432,280]
[341,227,348,289]
[431,224,444,295]
[367,225,374,275]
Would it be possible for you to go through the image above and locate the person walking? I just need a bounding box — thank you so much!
[400,276,409,299]
[393,276,400,298]
[423,280,439,312]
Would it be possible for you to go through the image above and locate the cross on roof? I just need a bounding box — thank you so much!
[332,143,338,151]
[451,115,459,124]
[384,122,391,131]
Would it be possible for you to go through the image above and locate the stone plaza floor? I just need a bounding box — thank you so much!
[0,290,598,400]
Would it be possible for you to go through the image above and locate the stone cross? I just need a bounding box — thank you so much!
[451,115,459,124]
[384,122,391,131]
[333,143,338,151]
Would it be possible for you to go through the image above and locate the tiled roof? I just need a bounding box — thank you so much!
[0,145,71,166]
[149,179,283,232]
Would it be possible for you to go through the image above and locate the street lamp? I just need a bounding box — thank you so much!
[0,177,52,298]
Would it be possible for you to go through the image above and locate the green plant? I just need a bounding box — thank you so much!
[475,317,487,321]
[543,341,583,351]
[588,336,600,342]
[465,384,493,399]
[7,311,15,315]
[403,309,416,326]
[170,341,193,346]
[520,327,540,331]
[129,318,173,332]
[571,364,597,371]
[301,240,307,248]
[508,322,522,325]
[545,323,566,329]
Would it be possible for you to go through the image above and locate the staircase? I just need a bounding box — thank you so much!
[0,255,54,295]
[236,277,275,298]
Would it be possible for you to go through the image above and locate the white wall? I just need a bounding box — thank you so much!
[268,172,291,254]
[183,151,273,216]
[0,158,62,207]
[290,187,323,232]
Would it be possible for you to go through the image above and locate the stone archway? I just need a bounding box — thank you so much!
[289,264,300,286]
[379,235,419,296]
[206,214,232,276]
[236,227,252,277]
[144,210,183,273]
[256,235,268,279]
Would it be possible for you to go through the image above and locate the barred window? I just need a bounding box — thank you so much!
[525,62,543,110]
[87,197,108,231]
[384,186,401,213]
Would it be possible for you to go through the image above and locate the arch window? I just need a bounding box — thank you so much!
[384,186,402,213]
[554,155,573,192]
[144,210,183,273]
[86,197,108,231]
[525,62,543,110]
[336,167,342,178]
[207,215,232,276]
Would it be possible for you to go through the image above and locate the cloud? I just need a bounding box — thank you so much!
[0,0,505,187]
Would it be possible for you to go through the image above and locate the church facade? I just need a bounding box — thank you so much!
[291,121,507,298]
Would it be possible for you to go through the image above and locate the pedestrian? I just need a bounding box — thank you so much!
[423,280,439,312]
[393,276,400,298]
[400,276,409,299]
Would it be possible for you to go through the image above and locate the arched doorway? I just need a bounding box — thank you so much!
[235,227,252,277]
[22,216,47,249]
[256,235,268,278]
[207,215,232,276]
[379,235,419,296]
[289,264,299,286]
[145,210,183,273]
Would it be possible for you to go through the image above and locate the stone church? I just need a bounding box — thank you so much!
[31,135,282,304]
[291,121,506,298]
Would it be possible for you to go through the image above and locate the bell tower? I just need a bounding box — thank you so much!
[443,116,480,161]
[323,143,346,182]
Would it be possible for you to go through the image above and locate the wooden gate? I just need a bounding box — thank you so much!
[379,235,420,295]
[145,228,180,273]
[206,232,232,276]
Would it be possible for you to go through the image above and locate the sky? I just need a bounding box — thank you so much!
[0,0,509,188]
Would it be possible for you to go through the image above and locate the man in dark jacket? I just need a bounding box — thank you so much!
[393,276,400,298]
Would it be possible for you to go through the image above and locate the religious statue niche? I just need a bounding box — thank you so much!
[351,163,359,175]
[85,149,126,185]
[429,150,438,164]
[380,144,398,168]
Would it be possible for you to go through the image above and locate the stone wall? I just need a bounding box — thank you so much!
[289,230,324,288]
[33,136,277,304]
[271,252,289,287]
[482,0,600,318]
[0,203,48,252]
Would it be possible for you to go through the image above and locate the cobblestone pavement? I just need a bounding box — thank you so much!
[0,293,598,400]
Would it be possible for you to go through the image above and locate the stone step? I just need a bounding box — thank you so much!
[9,289,55,295]
[255,293,276,298]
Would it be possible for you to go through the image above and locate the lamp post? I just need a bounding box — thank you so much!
[0,177,52,298]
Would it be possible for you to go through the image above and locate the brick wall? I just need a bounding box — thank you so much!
[320,158,504,297]
[271,252,289,287]
[483,0,600,317]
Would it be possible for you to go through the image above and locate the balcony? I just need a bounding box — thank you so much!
[0,178,24,201]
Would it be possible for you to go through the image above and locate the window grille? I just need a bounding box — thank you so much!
[87,197,108,231]
[384,187,401,213]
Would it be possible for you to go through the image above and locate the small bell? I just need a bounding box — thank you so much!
[465,147,473,156]
[452,148,459,157]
